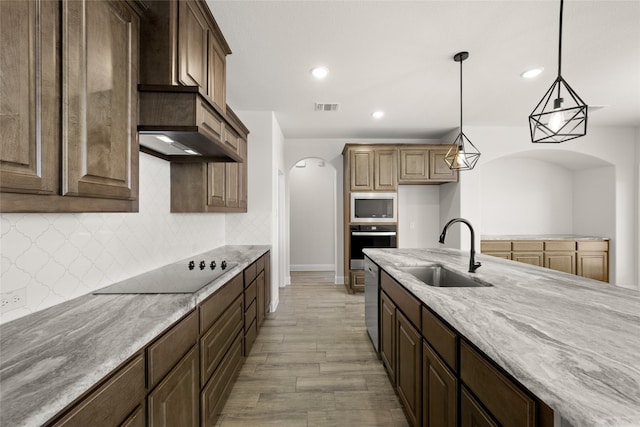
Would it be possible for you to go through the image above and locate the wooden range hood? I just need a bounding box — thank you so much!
[138,85,243,163]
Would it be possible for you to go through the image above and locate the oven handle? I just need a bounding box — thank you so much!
[351,232,397,236]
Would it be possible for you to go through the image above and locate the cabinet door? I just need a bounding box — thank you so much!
[207,163,226,207]
[460,386,498,427]
[423,341,457,427]
[577,252,608,282]
[178,0,208,92]
[208,33,226,111]
[380,291,396,385]
[62,0,138,202]
[256,271,266,327]
[396,311,421,427]
[52,354,145,426]
[148,346,199,427]
[350,270,365,293]
[350,149,374,191]
[399,148,429,183]
[544,252,576,275]
[225,162,239,208]
[238,138,248,211]
[0,0,59,196]
[374,148,397,191]
[429,149,458,182]
[512,252,543,267]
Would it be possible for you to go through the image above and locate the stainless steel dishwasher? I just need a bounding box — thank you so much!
[364,256,380,352]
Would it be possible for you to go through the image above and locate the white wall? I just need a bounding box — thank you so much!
[481,158,574,235]
[398,186,441,249]
[447,125,638,290]
[226,111,284,311]
[289,159,335,270]
[0,153,226,324]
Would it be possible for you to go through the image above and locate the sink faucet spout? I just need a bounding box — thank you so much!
[439,218,482,273]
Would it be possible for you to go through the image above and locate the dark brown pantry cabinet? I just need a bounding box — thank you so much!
[1,0,140,213]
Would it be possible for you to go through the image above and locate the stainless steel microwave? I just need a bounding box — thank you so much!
[350,192,397,223]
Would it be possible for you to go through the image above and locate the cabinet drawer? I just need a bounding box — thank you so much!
[244,299,257,332]
[381,271,420,329]
[460,341,535,427]
[512,241,543,252]
[52,354,145,426]
[481,241,511,252]
[256,254,265,273]
[245,280,257,308]
[148,310,198,389]
[244,262,257,287]
[545,241,576,251]
[200,273,243,332]
[197,99,224,143]
[201,330,244,426]
[244,318,257,356]
[422,306,458,372]
[577,241,608,252]
[120,405,145,427]
[201,294,244,385]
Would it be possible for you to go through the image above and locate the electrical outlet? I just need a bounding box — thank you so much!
[0,288,27,312]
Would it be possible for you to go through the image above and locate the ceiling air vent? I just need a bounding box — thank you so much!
[315,102,340,112]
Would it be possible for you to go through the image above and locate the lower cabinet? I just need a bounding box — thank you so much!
[45,251,271,427]
[460,386,498,427]
[49,354,146,426]
[349,270,365,293]
[148,346,199,427]
[378,268,554,427]
[423,342,457,427]
[396,311,422,427]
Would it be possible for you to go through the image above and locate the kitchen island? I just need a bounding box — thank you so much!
[364,247,640,427]
[0,245,270,427]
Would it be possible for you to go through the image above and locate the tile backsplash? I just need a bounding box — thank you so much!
[0,153,226,324]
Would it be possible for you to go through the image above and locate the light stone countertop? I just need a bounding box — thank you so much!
[363,248,639,427]
[481,234,610,241]
[0,245,269,427]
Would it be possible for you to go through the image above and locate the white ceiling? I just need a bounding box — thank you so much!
[207,0,640,140]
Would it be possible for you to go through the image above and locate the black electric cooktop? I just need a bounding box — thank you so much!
[94,259,237,294]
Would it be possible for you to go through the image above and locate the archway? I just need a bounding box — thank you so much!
[288,157,338,283]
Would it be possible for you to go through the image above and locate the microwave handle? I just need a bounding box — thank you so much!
[351,232,397,236]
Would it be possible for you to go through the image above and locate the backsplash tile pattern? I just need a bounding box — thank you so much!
[0,154,226,324]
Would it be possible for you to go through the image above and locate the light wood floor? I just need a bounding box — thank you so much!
[216,272,409,427]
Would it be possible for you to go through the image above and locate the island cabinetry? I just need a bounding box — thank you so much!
[380,271,422,426]
[460,386,497,427]
[243,254,269,355]
[1,0,140,213]
[422,306,458,427]
[48,353,146,427]
[398,145,458,184]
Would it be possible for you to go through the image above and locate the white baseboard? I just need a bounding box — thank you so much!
[334,275,345,285]
[289,264,335,271]
[268,298,279,313]
[284,275,291,286]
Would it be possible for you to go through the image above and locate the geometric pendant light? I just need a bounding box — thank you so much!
[529,0,588,143]
[444,51,481,171]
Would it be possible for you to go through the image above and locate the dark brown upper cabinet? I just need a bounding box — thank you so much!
[1,0,141,213]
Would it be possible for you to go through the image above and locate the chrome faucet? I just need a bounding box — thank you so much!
[439,218,482,273]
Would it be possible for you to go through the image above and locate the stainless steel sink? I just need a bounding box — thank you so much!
[396,265,492,288]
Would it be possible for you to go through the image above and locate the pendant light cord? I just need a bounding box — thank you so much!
[557,0,564,98]
[459,58,463,133]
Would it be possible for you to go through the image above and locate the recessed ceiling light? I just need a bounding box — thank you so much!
[371,111,385,119]
[521,67,544,79]
[311,67,329,79]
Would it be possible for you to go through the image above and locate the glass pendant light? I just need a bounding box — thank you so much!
[445,51,480,171]
[529,0,588,143]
